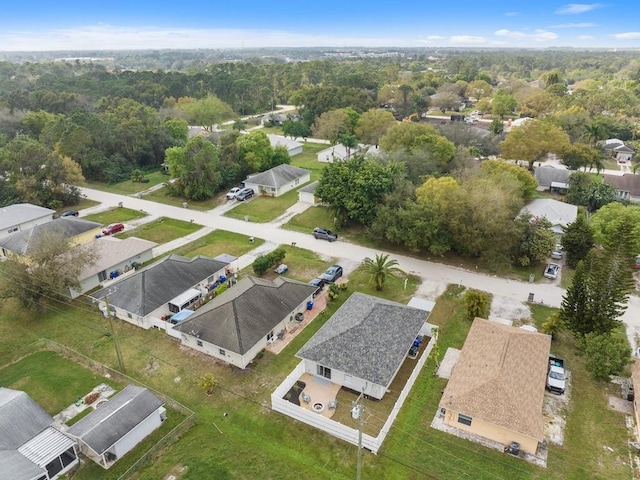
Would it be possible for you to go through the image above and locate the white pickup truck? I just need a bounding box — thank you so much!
[547,355,566,395]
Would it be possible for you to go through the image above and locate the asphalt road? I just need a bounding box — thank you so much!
[79,186,640,352]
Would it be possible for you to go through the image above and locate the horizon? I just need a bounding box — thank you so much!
[2,1,640,51]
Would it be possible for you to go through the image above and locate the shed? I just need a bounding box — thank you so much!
[298,181,319,204]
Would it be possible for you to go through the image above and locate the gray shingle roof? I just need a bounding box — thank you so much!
[519,199,577,234]
[0,203,54,231]
[296,293,428,388]
[66,385,163,455]
[0,450,45,480]
[298,181,318,194]
[90,254,229,316]
[534,165,572,187]
[75,237,157,281]
[245,164,310,188]
[0,388,53,450]
[174,276,317,354]
[603,173,640,196]
[0,217,101,255]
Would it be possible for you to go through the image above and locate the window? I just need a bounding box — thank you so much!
[219,348,226,356]
[7,227,18,234]
[457,414,473,426]
[208,275,214,283]
[317,365,331,379]
[127,313,132,319]
[98,270,107,282]
[267,331,274,341]
[196,340,203,347]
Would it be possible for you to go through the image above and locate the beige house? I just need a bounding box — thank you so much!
[243,164,311,197]
[439,318,551,456]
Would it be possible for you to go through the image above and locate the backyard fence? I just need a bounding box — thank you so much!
[271,324,439,454]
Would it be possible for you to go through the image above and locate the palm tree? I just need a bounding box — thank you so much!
[362,253,404,291]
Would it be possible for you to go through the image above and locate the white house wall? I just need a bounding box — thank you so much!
[302,360,386,400]
[244,174,311,198]
[0,213,53,240]
[109,409,163,460]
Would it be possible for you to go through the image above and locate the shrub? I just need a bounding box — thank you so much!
[463,289,490,320]
[84,392,100,405]
[252,247,287,276]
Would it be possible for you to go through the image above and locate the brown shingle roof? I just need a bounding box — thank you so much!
[603,174,640,197]
[439,318,551,441]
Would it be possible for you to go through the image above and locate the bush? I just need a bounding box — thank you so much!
[581,332,631,381]
[252,247,287,276]
[463,289,491,320]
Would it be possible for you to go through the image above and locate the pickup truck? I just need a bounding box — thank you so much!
[547,355,566,395]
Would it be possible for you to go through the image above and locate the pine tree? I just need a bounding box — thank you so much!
[560,258,591,335]
[561,214,594,268]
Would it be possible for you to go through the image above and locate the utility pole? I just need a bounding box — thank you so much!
[352,392,365,480]
[104,292,125,373]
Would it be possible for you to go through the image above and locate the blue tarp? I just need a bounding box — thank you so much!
[170,309,195,323]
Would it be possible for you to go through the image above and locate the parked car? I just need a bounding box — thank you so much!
[102,223,125,235]
[551,244,563,260]
[235,187,255,201]
[321,264,343,283]
[274,264,288,274]
[546,355,566,395]
[309,277,326,295]
[543,263,560,279]
[313,227,338,242]
[59,210,79,217]
[226,187,241,200]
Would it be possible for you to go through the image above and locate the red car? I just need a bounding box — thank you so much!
[102,223,125,235]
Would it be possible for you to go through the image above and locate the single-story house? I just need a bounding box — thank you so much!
[534,165,572,193]
[262,112,299,126]
[90,254,230,330]
[0,388,79,480]
[603,173,640,203]
[519,198,577,238]
[316,144,362,163]
[298,181,319,205]
[296,292,431,400]
[67,385,165,469]
[0,217,102,259]
[243,164,311,198]
[600,138,635,163]
[631,359,640,440]
[438,318,551,456]
[0,203,55,240]
[267,134,303,156]
[174,276,318,369]
[68,237,157,299]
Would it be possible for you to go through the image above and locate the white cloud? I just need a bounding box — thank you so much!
[449,35,486,44]
[494,29,559,42]
[504,12,519,17]
[612,32,640,40]
[548,22,595,28]
[426,35,445,40]
[555,3,603,14]
[577,35,595,40]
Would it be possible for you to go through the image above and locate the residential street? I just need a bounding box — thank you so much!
[79,186,640,352]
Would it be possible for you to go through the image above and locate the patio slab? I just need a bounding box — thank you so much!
[298,373,341,419]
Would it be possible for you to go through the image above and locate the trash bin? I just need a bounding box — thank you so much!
[529,274,535,283]
[118,201,123,208]
[528,293,535,303]
[306,300,314,310]
[244,215,250,222]
[183,202,188,208]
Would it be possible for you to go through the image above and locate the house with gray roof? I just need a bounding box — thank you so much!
[534,165,572,193]
[296,292,431,400]
[297,180,319,204]
[68,236,157,299]
[600,138,635,163]
[174,276,318,369]
[267,134,303,156]
[243,164,311,197]
[0,203,54,241]
[316,144,362,163]
[0,217,102,258]
[90,254,230,330]
[67,385,165,469]
[0,388,78,480]
[519,199,577,238]
[603,173,640,203]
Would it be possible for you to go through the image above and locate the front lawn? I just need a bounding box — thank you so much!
[245,245,334,283]
[83,170,168,195]
[161,229,265,259]
[83,207,148,225]
[143,187,219,211]
[118,217,202,244]
[290,143,329,181]
[224,184,307,223]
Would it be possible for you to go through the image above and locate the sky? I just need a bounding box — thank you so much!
[1,1,640,51]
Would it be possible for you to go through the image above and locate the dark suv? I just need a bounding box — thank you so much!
[313,227,338,242]
[235,188,255,201]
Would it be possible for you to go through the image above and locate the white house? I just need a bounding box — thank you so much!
[297,181,319,205]
[67,386,165,469]
[296,292,431,400]
[519,198,578,238]
[267,134,303,157]
[0,388,79,480]
[173,276,318,369]
[69,236,157,299]
[316,144,362,163]
[243,164,311,197]
[90,254,231,330]
[0,203,54,240]
[600,138,635,163]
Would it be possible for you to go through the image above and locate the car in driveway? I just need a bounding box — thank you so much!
[313,227,338,242]
[321,264,343,283]
[544,263,560,279]
[235,187,255,201]
[102,223,125,235]
[551,244,563,260]
[59,210,79,217]
[226,187,241,200]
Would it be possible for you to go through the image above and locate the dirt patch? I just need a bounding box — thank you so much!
[283,380,306,406]
[163,464,187,480]
[543,370,571,446]
[436,348,461,379]
[608,396,634,415]
[414,279,447,301]
[489,295,531,324]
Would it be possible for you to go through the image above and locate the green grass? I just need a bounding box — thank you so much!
[118,217,202,244]
[160,229,265,260]
[0,350,119,415]
[83,170,168,195]
[290,143,329,181]
[143,188,220,211]
[224,184,308,223]
[83,207,148,226]
[561,265,576,289]
[261,245,334,282]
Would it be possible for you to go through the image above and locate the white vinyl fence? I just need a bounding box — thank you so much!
[271,324,438,454]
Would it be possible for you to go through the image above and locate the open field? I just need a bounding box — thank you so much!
[161,229,265,260]
[83,170,168,196]
[83,207,148,226]
[118,217,203,244]
[143,188,219,211]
